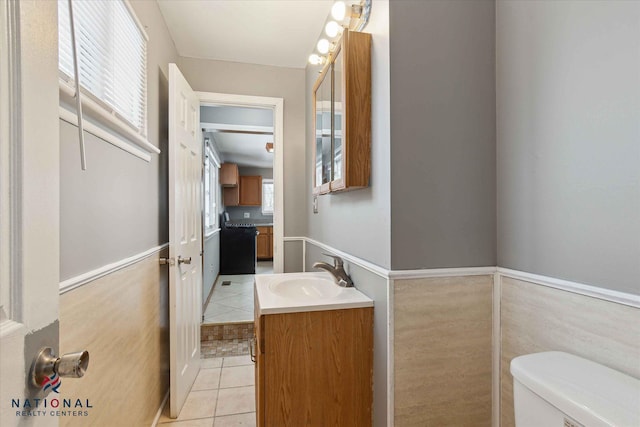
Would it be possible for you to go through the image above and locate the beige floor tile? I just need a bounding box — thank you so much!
[192,368,222,391]
[201,358,223,369]
[159,390,218,423]
[213,412,256,427]
[219,365,255,388]
[223,355,253,368]
[159,418,214,426]
[215,386,256,417]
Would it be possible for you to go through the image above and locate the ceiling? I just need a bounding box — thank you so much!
[202,105,274,168]
[157,0,333,69]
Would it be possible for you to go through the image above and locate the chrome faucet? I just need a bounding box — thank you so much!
[313,254,354,287]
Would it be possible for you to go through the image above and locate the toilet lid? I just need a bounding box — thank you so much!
[511,351,640,427]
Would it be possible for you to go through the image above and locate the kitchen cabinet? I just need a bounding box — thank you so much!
[254,305,373,426]
[313,29,371,194]
[223,186,239,206]
[256,226,272,260]
[239,175,262,206]
[220,163,239,186]
[223,174,262,207]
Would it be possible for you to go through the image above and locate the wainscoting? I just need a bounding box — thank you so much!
[499,276,640,427]
[270,237,640,427]
[394,275,493,426]
[59,248,169,426]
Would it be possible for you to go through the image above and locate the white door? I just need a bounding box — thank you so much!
[168,63,202,417]
[0,1,60,426]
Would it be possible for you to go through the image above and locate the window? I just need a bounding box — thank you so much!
[58,0,148,136]
[262,179,274,215]
[204,143,219,234]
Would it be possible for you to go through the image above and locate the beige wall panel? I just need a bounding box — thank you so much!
[394,275,493,426]
[500,277,640,427]
[59,251,169,426]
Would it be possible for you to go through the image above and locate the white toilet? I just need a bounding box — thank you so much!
[511,351,640,427]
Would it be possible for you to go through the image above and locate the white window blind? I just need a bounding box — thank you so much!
[58,0,147,135]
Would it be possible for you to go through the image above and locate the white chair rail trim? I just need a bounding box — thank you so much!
[291,237,639,307]
[59,243,169,295]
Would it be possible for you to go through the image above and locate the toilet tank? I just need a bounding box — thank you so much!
[511,351,640,427]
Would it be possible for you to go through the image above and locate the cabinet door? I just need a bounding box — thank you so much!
[220,163,239,186]
[256,227,271,260]
[239,176,262,206]
[223,186,239,206]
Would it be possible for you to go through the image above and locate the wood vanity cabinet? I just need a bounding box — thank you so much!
[254,306,374,426]
[256,226,272,260]
[239,175,262,206]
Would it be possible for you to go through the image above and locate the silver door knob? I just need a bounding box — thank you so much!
[178,256,192,265]
[31,347,90,389]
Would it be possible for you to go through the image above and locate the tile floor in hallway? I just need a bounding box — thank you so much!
[203,261,273,324]
[158,355,256,426]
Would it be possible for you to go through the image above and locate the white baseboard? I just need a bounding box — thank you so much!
[150,389,170,427]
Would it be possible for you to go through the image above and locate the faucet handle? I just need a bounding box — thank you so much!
[322,253,344,267]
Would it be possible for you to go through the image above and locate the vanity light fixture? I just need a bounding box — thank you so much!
[317,38,331,54]
[325,21,341,38]
[265,142,274,153]
[308,0,371,66]
[308,53,326,65]
[331,1,347,21]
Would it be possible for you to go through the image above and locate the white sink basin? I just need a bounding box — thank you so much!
[255,272,374,315]
[268,276,342,300]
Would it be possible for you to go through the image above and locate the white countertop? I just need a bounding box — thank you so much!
[254,272,374,316]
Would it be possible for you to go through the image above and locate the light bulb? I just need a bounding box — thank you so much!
[317,39,330,54]
[308,54,325,65]
[325,21,341,38]
[331,1,347,21]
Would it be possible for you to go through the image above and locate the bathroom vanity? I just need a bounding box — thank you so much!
[253,273,374,426]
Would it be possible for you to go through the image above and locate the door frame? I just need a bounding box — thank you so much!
[0,1,60,425]
[197,92,285,273]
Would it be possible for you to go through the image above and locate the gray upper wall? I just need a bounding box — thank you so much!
[389,0,497,270]
[60,0,178,280]
[306,0,392,269]
[177,57,306,237]
[496,0,640,294]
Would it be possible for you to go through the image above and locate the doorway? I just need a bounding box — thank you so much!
[198,92,284,358]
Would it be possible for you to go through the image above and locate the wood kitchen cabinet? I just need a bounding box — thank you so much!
[220,163,239,186]
[254,306,373,426]
[256,226,272,260]
[223,173,261,207]
[223,186,239,206]
[239,175,262,206]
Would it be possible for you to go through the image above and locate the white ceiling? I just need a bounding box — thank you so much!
[157,0,333,69]
[211,132,274,168]
[202,105,274,168]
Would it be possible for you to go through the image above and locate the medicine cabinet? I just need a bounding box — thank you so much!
[313,29,371,194]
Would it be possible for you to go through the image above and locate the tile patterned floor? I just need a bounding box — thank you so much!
[201,337,250,358]
[203,262,273,324]
[158,356,256,426]
[201,323,254,358]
